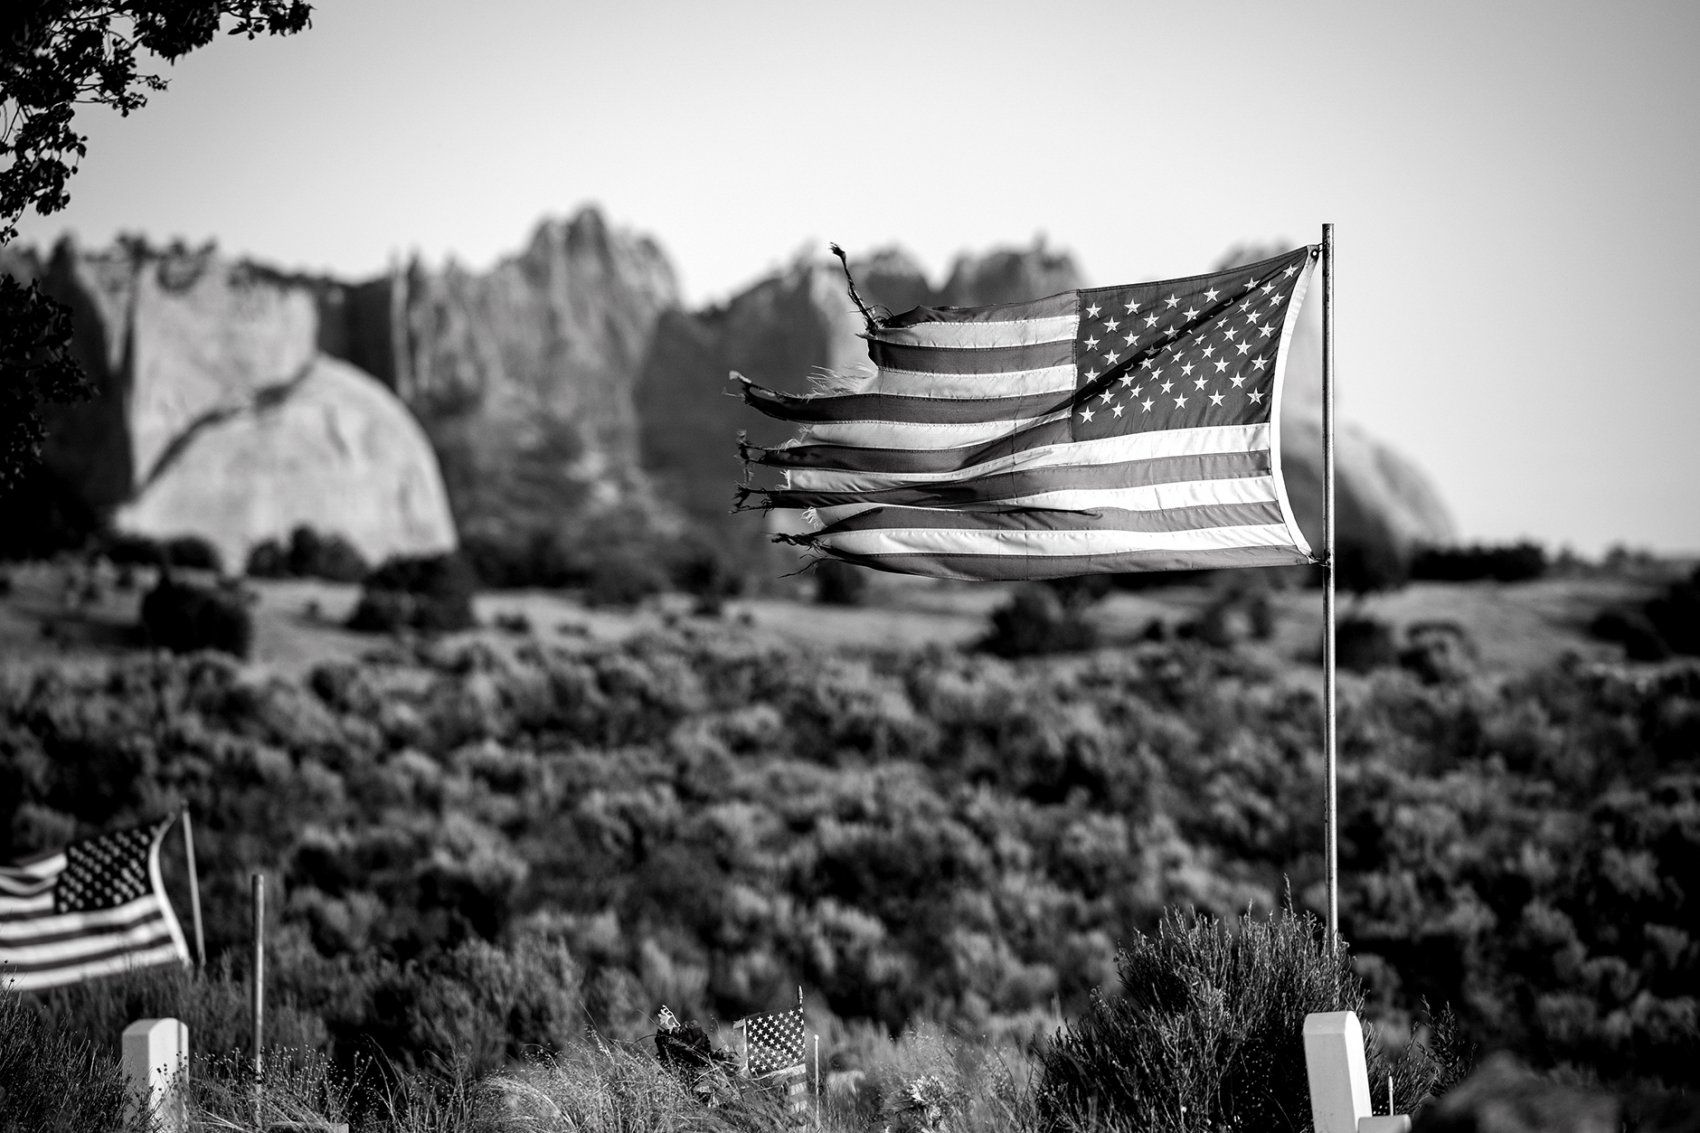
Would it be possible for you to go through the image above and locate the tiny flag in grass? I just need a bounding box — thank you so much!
[743,1004,808,1118]
[0,817,190,992]
[736,245,1319,581]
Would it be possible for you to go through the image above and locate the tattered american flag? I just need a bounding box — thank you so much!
[0,818,190,992]
[743,1005,808,1115]
[736,245,1318,580]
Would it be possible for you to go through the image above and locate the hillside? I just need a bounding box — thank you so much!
[1,571,1694,1096]
[2,216,1454,582]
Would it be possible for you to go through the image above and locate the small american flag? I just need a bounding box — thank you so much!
[0,818,190,992]
[737,245,1318,581]
[743,1004,808,1117]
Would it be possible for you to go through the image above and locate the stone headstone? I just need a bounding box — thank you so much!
[121,1017,188,1133]
[1305,1011,1372,1133]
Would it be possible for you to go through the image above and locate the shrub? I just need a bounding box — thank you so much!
[460,529,567,590]
[161,535,223,574]
[1643,565,1700,657]
[670,537,744,616]
[1411,542,1548,584]
[493,610,534,635]
[288,527,369,583]
[0,985,146,1133]
[351,936,582,1077]
[347,552,477,634]
[1337,616,1398,673]
[138,573,254,657]
[247,526,369,583]
[102,531,166,567]
[1192,586,1279,647]
[1399,621,1477,684]
[102,531,224,573]
[1033,909,1454,1133]
[815,558,869,607]
[977,583,1098,657]
[584,548,670,609]
[246,537,289,577]
[1589,608,1672,662]
[1337,536,1411,601]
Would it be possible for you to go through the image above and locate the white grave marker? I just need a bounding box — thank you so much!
[122,1017,189,1133]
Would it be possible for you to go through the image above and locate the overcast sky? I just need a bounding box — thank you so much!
[17,0,1700,555]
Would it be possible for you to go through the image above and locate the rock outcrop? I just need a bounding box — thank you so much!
[12,239,457,569]
[115,354,455,572]
[358,209,681,542]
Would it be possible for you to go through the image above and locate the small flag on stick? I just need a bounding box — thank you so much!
[0,817,191,992]
[736,245,1318,581]
[743,1004,809,1119]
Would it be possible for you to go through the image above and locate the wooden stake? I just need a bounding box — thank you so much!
[1322,222,1339,949]
[181,809,205,969]
[251,872,265,1131]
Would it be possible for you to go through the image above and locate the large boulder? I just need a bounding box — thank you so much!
[115,353,455,571]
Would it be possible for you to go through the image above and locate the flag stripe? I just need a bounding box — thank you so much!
[821,502,1290,538]
[816,515,1310,570]
[0,874,56,898]
[747,385,1074,426]
[801,410,1069,450]
[813,475,1282,527]
[756,418,1272,478]
[0,896,167,943]
[876,314,1077,349]
[749,418,1074,473]
[0,854,66,889]
[771,450,1269,508]
[2,913,172,968]
[858,365,1076,400]
[0,892,54,915]
[866,337,1074,375]
[881,290,1079,327]
[827,544,1312,582]
[3,941,183,992]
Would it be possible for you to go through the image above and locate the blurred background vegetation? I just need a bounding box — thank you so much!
[2,555,1694,1096]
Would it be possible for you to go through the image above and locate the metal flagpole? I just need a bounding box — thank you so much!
[1321,223,1339,949]
[181,808,205,969]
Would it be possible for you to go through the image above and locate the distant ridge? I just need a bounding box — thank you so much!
[2,211,1453,572]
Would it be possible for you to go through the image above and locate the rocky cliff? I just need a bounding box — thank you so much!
[344,210,681,542]
[8,215,1454,578]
